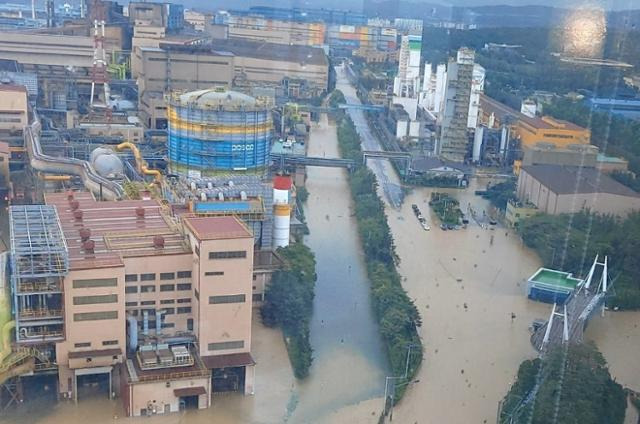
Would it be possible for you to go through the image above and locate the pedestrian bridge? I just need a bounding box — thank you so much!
[531,256,609,353]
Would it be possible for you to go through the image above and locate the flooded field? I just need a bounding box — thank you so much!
[386,181,640,423]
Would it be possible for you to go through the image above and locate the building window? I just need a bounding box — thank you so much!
[209,294,246,304]
[209,251,247,260]
[163,307,175,315]
[176,283,191,291]
[160,299,175,304]
[252,294,263,302]
[140,300,156,306]
[73,294,117,305]
[141,285,156,293]
[177,298,191,304]
[208,340,244,351]
[140,273,156,281]
[205,271,224,276]
[125,286,138,294]
[125,301,138,307]
[177,307,192,314]
[74,311,118,321]
[74,342,91,348]
[102,340,118,346]
[131,310,138,317]
[162,322,175,329]
[142,308,156,316]
[160,272,175,280]
[160,284,175,292]
[187,318,194,331]
[125,274,138,282]
[177,271,192,279]
[72,278,117,288]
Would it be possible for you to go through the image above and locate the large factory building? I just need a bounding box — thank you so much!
[9,193,256,416]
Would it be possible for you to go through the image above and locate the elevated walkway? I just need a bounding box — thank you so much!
[531,256,609,353]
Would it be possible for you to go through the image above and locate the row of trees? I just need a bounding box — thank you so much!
[518,211,640,309]
[260,243,317,379]
[499,343,627,424]
[336,112,423,402]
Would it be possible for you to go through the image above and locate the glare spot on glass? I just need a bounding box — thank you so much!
[562,5,607,58]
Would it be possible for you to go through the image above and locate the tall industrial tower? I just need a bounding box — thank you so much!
[393,35,422,99]
[89,18,111,109]
[438,48,475,162]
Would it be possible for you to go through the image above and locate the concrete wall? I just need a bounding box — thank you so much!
[0,32,94,68]
[127,376,210,416]
[123,254,194,336]
[0,88,28,132]
[183,229,254,359]
[56,266,126,396]
[232,55,328,92]
[135,48,234,93]
[517,168,640,216]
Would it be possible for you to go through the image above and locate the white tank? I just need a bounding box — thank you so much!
[90,146,113,163]
[200,192,207,201]
[273,204,291,248]
[273,188,289,204]
[93,152,124,178]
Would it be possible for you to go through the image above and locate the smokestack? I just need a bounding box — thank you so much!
[31,0,35,20]
[79,228,91,242]
[82,240,95,253]
[153,235,165,249]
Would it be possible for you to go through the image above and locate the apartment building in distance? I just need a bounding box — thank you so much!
[9,192,256,416]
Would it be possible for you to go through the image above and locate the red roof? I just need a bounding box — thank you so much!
[183,215,253,241]
[45,192,191,271]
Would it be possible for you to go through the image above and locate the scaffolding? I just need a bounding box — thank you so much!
[9,205,69,345]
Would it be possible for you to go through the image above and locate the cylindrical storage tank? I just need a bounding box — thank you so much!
[167,88,272,176]
[273,175,292,205]
[273,204,291,248]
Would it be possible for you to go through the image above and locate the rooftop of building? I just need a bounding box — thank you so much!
[45,192,190,271]
[479,94,587,133]
[528,267,583,290]
[183,215,252,241]
[0,59,19,72]
[521,164,640,197]
[170,88,260,110]
[0,84,27,93]
[597,153,628,164]
[271,138,306,156]
[519,115,587,133]
[211,38,327,66]
[411,156,471,174]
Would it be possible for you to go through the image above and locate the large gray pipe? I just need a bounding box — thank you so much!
[127,315,138,352]
[142,311,149,336]
[156,310,165,334]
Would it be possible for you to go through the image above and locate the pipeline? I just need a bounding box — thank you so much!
[127,315,138,352]
[116,141,162,183]
[25,110,124,200]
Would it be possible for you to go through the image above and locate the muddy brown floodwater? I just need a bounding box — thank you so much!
[1,116,638,424]
[385,180,640,424]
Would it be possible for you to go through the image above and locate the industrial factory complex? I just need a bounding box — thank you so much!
[0,0,639,419]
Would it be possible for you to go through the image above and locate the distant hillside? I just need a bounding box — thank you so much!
[364,0,640,28]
